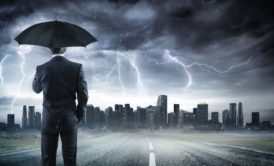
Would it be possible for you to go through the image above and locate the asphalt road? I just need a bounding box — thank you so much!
[0,132,274,166]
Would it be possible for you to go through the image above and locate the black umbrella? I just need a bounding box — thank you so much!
[15,20,97,48]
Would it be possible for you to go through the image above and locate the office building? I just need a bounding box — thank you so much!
[211,112,219,123]
[22,105,27,129]
[35,112,41,129]
[182,111,195,126]
[86,105,94,129]
[28,106,35,128]
[229,103,237,128]
[252,112,260,126]
[105,107,113,129]
[222,109,229,129]
[7,114,15,126]
[136,106,146,128]
[173,104,179,127]
[157,95,167,127]
[197,104,208,125]
[237,102,243,128]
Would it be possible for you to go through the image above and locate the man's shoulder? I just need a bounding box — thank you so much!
[36,58,83,71]
[66,59,83,70]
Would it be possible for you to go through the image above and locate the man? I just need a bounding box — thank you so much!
[32,47,88,166]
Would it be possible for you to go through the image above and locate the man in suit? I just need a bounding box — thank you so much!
[32,47,88,166]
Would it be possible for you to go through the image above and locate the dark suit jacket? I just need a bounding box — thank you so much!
[32,55,88,131]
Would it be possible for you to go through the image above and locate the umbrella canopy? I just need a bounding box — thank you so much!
[15,20,97,48]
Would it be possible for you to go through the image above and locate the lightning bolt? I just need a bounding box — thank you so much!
[184,55,255,74]
[103,64,117,81]
[116,52,126,96]
[150,49,255,94]
[0,54,10,87]
[10,46,31,112]
[164,50,192,94]
[119,52,147,96]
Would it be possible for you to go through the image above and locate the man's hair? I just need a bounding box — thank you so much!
[51,48,66,54]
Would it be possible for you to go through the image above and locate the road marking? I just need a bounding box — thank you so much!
[149,152,156,166]
[149,142,154,151]
[147,138,156,166]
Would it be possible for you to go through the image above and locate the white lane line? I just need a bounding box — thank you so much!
[149,152,156,166]
[149,142,154,151]
[147,137,156,166]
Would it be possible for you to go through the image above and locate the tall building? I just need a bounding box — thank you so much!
[222,109,229,129]
[146,105,161,129]
[229,103,237,128]
[173,104,180,127]
[157,95,167,128]
[99,110,105,128]
[35,112,41,129]
[237,102,243,128]
[197,104,208,125]
[28,106,35,128]
[136,107,146,128]
[252,112,260,126]
[114,104,123,129]
[177,110,184,128]
[105,107,113,129]
[7,114,15,126]
[182,111,195,126]
[86,105,94,129]
[22,105,27,129]
[211,112,219,123]
[174,104,179,114]
[193,108,198,122]
[94,107,101,128]
[168,112,175,128]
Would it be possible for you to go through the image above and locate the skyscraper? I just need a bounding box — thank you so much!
[173,104,180,127]
[252,112,260,126]
[229,103,237,128]
[28,106,35,128]
[105,107,113,129]
[94,107,101,128]
[35,112,41,129]
[22,105,27,129]
[174,104,179,114]
[86,105,94,129]
[197,104,208,125]
[211,112,219,123]
[136,106,146,128]
[157,95,167,128]
[7,114,15,126]
[193,108,198,122]
[222,109,229,129]
[237,102,243,128]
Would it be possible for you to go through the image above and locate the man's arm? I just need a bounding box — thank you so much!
[76,64,89,123]
[32,66,42,94]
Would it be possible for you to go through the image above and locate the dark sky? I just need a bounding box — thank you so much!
[0,0,274,123]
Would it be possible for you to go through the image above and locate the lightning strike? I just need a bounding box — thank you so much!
[116,52,126,96]
[10,46,31,112]
[149,49,255,94]
[164,50,193,94]
[0,54,10,87]
[120,52,147,96]
[103,64,117,81]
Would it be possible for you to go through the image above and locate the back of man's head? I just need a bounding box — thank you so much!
[51,48,66,54]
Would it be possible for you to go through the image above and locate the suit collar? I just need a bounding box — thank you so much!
[50,55,67,61]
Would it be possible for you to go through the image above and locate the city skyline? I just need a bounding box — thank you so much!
[0,94,273,129]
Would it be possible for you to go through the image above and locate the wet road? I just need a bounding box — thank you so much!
[0,132,274,166]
